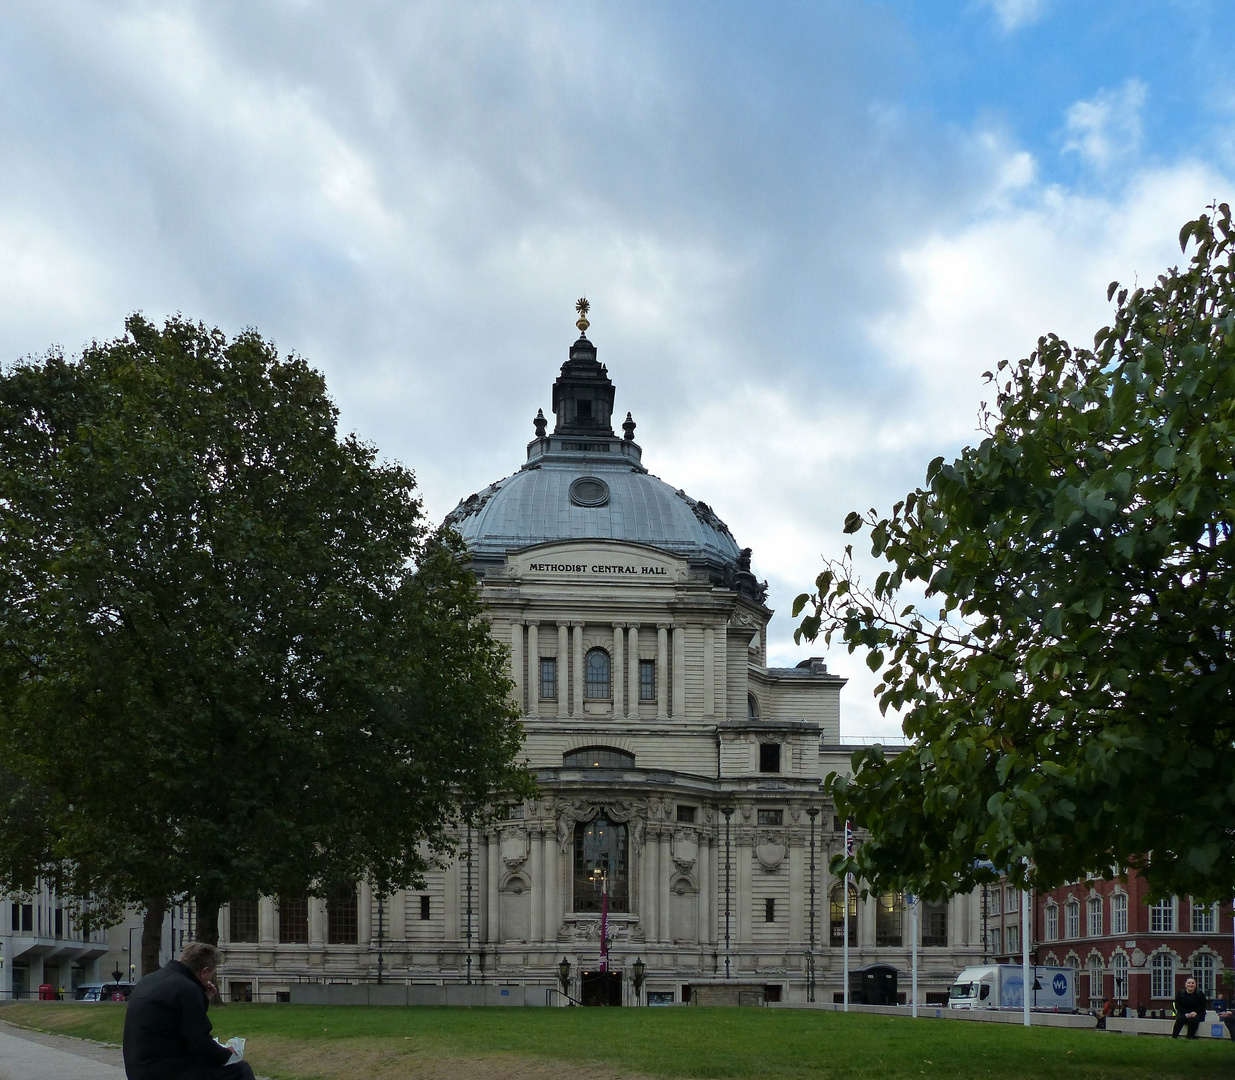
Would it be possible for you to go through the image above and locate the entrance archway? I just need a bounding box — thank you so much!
[581,970,623,1006]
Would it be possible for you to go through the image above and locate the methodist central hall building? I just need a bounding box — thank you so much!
[211,314,990,1006]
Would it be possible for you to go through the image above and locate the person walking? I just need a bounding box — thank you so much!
[122,942,254,1080]
[1172,976,1208,1040]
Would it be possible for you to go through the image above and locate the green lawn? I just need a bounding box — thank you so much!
[4,1003,1233,1080]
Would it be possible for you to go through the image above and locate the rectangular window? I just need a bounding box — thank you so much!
[419,895,431,921]
[1191,901,1216,933]
[1087,897,1103,937]
[327,885,358,945]
[639,659,656,701]
[1007,924,1020,953]
[1045,905,1058,941]
[757,809,783,826]
[759,743,781,773]
[1112,893,1128,935]
[230,900,259,943]
[988,887,1002,916]
[54,909,63,939]
[1088,957,1103,999]
[539,658,557,700]
[922,904,948,947]
[676,805,696,823]
[278,897,309,944]
[765,898,775,923]
[988,927,1002,954]
[1149,899,1174,933]
[1006,888,1019,913]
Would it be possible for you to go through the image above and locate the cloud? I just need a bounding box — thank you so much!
[1063,79,1148,171]
[976,0,1048,33]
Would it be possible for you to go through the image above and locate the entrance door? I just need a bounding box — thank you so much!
[581,970,623,1006]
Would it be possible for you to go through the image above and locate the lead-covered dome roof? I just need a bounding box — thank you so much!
[445,321,750,584]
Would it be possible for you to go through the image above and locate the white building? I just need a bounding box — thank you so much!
[207,314,990,1005]
[1,882,110,999]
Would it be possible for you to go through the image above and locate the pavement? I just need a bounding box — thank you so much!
[0,1019,126,1080]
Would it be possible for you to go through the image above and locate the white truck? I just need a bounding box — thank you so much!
[948,965,1076,1011]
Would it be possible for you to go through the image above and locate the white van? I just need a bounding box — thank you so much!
[949,965,1075,1011]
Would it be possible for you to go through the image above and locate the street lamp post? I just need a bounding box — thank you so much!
[127,926,139,983]
[558,956,571,1004]
[806,807,818,1003]
[632,957,646,1005]
[721,805,735,981]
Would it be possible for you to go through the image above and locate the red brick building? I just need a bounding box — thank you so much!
[1027,875,1232,1013]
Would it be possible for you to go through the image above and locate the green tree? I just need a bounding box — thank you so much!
[795,205,1235,902]
[0,315,534,970]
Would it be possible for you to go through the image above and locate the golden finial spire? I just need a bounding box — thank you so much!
[575,296,590,334]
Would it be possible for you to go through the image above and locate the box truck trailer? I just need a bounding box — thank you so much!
[948,965,1076,1011]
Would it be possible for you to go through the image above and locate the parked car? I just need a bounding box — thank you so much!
[74,982,135,1002]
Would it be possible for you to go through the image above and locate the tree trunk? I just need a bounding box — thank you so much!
[195,898,221,946]
[141,896,167,977]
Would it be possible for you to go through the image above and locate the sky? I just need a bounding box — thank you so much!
[1,0,1231,737]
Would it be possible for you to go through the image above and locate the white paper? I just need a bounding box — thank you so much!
[215,1036,246,1063]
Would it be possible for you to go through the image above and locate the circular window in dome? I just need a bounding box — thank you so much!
[570,476,610,507]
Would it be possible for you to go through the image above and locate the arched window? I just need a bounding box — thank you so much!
[1111,893,1128,935]
[747,693,760,720]
[1044,903,1059,941]
[573,814,628,913]
[1111,952,1129,998]
[1149,898,1175,932]
[876,892,905,947]
[1087,896,1103,936]
[830,883,857,946]
[1150,952,1175,998]
[1064,898,1080,938]
[563,746,634,769]
[1193,952,1216,995]
[1087,955,1104,1002]
[585,648,611,699]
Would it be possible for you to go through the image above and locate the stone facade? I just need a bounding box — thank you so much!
[208,322,991,1004]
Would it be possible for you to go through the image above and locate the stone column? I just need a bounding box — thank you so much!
[544,830,560,941]
[557,624,569,718]
[308,898,325,947]
[703,626,715,718]
[527,622,539,719]
[445,857,459,942]
[510,620,523,714]
[697,835,711,945]
[656,625,669,720]
[258,897,277,946]
[659,830,673,943]
[572,623,584,716]
[643,829,658,942]
[860,893,877,948]
[627,625,641,720]
[487,832,501,944]
[672,626,686,718]
[529,829,544,942]
[612,622,624,719]
[788,837,804,942]
[736,827,752,948]
[389,885,406,946]
[358,881,373,946]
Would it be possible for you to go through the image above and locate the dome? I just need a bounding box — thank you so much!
[445,323,751,585]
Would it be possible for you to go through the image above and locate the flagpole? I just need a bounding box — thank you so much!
[843,820,853,1013]
[911,894,918,1018]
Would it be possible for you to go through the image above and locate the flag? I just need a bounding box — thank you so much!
[845,820,854,857]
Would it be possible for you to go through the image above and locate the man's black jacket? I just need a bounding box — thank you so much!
[122,960,231,1080]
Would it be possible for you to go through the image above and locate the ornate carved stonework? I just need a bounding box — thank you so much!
[500,827,529,868]
[755,838,787,871]
[672,829,698,869]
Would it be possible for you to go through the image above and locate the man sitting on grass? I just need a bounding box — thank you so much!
[1171,977,1208,1040]
[123,941,254,1080]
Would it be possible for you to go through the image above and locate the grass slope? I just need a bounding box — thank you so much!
[3,1003,1233,1080]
